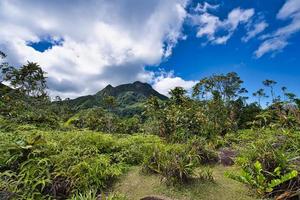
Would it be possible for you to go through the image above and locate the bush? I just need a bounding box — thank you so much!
[187,137,219,164]
[66,108,120,133]
[118,116,141,134]
[67,108,142,134]
[227,129,300,198]
[69,190,128,200]
[0,129,162,199]
[0,94,60,128]
[143,143,201,184]
[226,161,298,197]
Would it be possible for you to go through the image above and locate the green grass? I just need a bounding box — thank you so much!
[114,166,259,200]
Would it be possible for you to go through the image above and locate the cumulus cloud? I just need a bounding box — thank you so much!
[152,71,197,96]
[255,0,300,58]
[0,0,188,98]
[192,6,254,44]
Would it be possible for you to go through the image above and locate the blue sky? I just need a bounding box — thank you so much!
[0,0,299,100]
[154,0,300,100]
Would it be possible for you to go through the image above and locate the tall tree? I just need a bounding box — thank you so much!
[193,72,247,104]
[281,87,297,103]
[169,87,187,105]
[3,62,47,98]
[263,79,277,103]
[0,51,11,84]
[253,88,267,107]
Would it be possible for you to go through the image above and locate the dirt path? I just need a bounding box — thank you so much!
[114,165,259,200]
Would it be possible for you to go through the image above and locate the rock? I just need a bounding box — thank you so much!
[140,195,173,200]
[219,148,237,166]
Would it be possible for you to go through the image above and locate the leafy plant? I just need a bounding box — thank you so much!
[69,190,128,200]
[226,161,298,196]
[0,129,164,199]
[143,143,201,184]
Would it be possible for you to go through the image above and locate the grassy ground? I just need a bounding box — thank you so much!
[114,165,259,200]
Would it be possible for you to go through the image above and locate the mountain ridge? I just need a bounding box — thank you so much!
[63,81,168,116]
[96,81,167,100]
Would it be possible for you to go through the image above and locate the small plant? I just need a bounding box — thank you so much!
[226,161,298,196]
[69,190,98,200]
[69,190,128,200]
[196,167,214,181]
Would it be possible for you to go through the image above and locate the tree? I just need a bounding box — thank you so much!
[263,79,277,103]
[169,87,188,105]
[2,62,47,98]
[103,95,116,112]
[238,102,261,129]
[253,88,267,107]
[192,72,248,134]
[0,51,13,85]
[54,96,62,102]
[193,72,247,104]
[285,92,296,102]
[295,99,300,109]
[0,51,5,58]
[281,87,297,103]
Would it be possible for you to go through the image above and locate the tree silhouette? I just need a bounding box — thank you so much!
[193,72,247,104]
[253,88,267,107]
[3,62,47,98]
[263,79,277,103]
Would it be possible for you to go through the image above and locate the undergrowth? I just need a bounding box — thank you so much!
[0,128,161,199]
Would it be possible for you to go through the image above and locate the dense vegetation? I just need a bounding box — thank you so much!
[0,51,299,199]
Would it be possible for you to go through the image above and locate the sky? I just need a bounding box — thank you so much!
[0,0,299,101]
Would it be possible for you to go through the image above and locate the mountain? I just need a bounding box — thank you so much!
[96,81,166,100]
[63,81,168,116]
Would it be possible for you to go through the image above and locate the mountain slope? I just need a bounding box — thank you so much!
[64,81,167,116]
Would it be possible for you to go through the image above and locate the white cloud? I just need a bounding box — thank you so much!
[192,7,254,44]
[152,71,197,96]
[0,0,188,98]
[242,21,268,42]
[277,0,300,19]
[255,0,300,58]
[254,37,288,58]
[194,2,219,13]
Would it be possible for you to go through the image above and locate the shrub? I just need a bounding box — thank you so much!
[118,116,141,134]
[187,137,219,164]
[227,129,300,198]
[0,94,60,128]
[113,134,162,165]
[0,129,163,199]
[226,161,298,196]
[69,155,126,191]
[66,108,120,133]
[69,190,128,200]
[143,143,201,184]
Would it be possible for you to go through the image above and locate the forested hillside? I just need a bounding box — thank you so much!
[58,81,167,117]
[0,52,299,200]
